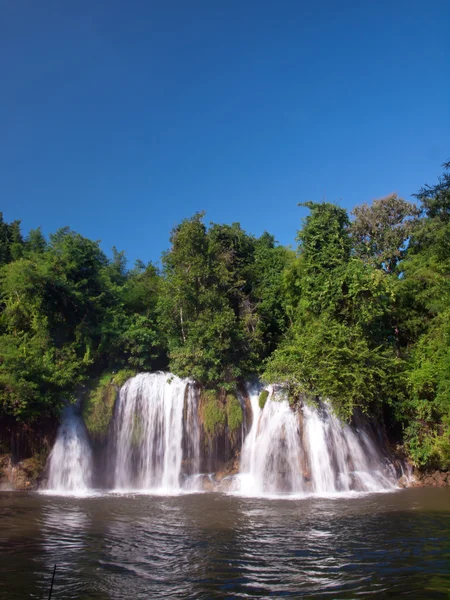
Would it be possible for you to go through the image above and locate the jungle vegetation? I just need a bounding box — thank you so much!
[1,162,449,469]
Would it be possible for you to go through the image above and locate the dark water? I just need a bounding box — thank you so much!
[1,489,449,599]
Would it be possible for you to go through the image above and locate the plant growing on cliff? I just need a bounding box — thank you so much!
[82,370,134,439]
[225,394,243,431]
[200,390,226,436]
[259,390,269,409]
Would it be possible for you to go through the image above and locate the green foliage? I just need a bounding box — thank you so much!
[112,369,136,389]
[265,201,401,420]
[159,214,289,387]
[0,222,160,420]
[266,316,402,420]
[394,161,450,469]
[414,160,450,222]
[350,194,419,273]
[82,371,134,439]
[225,394,243,431]
[0,214,25,266]
[259,390,269,409]
[200,390,226,436]
[2,161,450,470]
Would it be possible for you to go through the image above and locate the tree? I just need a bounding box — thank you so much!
[350,194,419,273]
[0,214,24,265]
[26,228,47,254]
[159,214,286,387]
[396,161,450,467]
[264,202,401,420]
[295,202,351,313]
[414,159,450,222]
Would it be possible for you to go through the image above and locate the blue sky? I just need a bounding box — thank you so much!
[1,0,449,267]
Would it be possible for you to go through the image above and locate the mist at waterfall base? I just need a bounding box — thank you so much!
[45,372,401,498]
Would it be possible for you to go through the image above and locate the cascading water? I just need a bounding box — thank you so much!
[111,372,199,492]
[302,403,396,492]
[238,385,397,496]
[43,372,400,496]
[239,385,303,495]
[46,405,93,493]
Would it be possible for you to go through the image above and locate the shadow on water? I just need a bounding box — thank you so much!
[0,488,450,599]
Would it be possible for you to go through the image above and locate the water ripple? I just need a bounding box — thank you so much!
[0,488,449,599]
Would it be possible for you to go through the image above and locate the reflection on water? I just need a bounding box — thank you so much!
[0,488,450,599]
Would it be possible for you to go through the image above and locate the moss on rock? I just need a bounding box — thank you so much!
[83,370,135,439]
[226,394,243,431]
[201,390,226,436]
[112,369,136,389]
[259,389,269,410]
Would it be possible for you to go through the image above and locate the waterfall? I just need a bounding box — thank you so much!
[238,385,397,496]
[111,372,198,492]
[46,405,93,493]
[44,373,400,496]
[239,385,303,495]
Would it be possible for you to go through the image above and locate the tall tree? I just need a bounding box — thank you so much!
[397,161,450,467]
[265,202,401,420]
[350,194,419,273]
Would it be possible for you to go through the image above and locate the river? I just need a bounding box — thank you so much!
[1,488,449,599]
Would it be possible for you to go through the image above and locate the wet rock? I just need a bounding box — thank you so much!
[435,472,447,485]
[216,476,237,493]
[397,475,408,488]
[413,470,450,487]
[0,454,46,490]
[203,475,218,492]
[409,479,423,487]
[302,469,311,482]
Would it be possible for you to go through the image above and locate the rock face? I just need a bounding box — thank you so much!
[0,417,57,490]
[0,454,48,490]
[405,470,450,488]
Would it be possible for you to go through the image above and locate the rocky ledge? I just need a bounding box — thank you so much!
[399,470,450,488]
[0,454,47,491]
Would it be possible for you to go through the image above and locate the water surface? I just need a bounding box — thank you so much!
[1,488,449,598]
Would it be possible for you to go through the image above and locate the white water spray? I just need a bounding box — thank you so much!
[46,405,93,493]
[238,386,397,495]
[111,372,194,491]
[239,385,303,495]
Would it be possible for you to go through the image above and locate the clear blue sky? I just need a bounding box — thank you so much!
[1,0,449,266]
